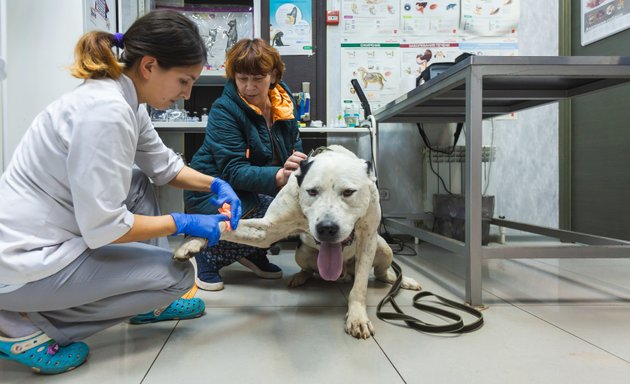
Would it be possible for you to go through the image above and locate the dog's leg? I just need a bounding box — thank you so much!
[223,177,307,247]
[373,236,393,282]
[173,176,306,261]
[345,230,377,339]
[288,243,318,288]
[173,236,209,261]
[373,236,421,290]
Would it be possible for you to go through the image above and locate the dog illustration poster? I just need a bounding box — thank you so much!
[181,6,253,75]
[342,0,401,35]
[460,0,519,36]
[581,0,630,45]
[400,0,460,35]
[399,40,460,90]
[340,42,401,111]
[270,0,313,55]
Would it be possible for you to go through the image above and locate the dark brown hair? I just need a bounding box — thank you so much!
[224,38,285,86]
[70,9,206,79]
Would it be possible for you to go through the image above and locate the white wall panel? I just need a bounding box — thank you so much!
[3,0,83,169]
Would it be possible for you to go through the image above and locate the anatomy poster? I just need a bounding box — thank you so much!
[581,0,630,45]
[340,42,401,111]
[400,1,460,35]
[270,0,313,55]
[399,40,460,91]
[341,0,401,35]
[460,0,519,36]
[336,1,521,116]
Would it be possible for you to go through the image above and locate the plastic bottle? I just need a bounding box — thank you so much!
[201,108,208,123]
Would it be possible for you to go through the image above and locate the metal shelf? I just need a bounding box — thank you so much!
[375,56,630,124]
[299,127,371,133]
[153,123,372,134]
[374,56,630,306]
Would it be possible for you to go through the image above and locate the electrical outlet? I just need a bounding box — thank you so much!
[379,188,390,200]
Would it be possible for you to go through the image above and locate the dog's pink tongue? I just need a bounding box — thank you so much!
[317,242,343,281]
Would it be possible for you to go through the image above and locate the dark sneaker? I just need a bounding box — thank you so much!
[239,254,282,279]
[191,257,224,291]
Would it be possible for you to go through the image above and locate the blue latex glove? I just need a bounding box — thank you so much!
[210,178,242,229]
[171,213,229,246]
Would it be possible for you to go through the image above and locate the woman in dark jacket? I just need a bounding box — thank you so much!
[184,38,306,291]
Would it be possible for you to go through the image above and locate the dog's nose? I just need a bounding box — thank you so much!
[316,221,339,242]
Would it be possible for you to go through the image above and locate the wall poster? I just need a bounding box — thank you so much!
[581,0,630,45]
[270,0,313,55]
[84,0,117,33]
[338,0,520,115]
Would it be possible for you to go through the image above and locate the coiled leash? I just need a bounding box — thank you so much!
[376,261,484,333]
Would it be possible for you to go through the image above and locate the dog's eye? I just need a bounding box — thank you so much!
[342,189,356,197]
[307,188,318,196]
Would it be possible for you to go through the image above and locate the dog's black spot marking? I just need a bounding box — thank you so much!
[296,160,314,186]
[365,161,372,176]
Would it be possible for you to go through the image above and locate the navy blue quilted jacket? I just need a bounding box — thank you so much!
[184,80,302,216]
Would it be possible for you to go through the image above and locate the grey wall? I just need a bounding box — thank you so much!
[570,0,630,240]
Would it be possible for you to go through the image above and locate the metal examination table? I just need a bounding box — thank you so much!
[373,56,630,306]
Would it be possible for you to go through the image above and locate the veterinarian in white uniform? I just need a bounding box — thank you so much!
[0,10,241,375]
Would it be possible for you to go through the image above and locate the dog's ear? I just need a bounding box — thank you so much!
[296,159,313,187]
[365,160,372,176]
[364,160,377,182]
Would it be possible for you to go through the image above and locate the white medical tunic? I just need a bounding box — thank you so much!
[0,75,184,285]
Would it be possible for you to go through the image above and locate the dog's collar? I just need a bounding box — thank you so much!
[341,230,355,247]
[307,146,330,160]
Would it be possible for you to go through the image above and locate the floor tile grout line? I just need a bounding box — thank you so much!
[373,335,408,384]
[139,321,179,384]
[508,302,630,365]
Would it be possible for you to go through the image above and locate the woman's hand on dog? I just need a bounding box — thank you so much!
[275,151,307,187]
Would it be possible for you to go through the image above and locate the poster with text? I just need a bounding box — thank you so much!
[458,37,518,57]
[581,0,630,45]
[340,42,401,112]
[341,0,401,36]
[270,0,313,55]
[400,39,460,92]
[400,0,460,36]
[460,0,519,37]
[85,0,116,33]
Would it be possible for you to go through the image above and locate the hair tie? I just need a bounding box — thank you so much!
[113,33,124,49]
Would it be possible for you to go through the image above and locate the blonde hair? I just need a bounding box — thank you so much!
[70,31,124,80]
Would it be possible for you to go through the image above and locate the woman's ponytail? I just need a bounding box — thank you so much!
[69,31,124,80]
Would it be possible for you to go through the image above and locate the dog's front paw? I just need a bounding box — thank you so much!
[376,270,422,291]
[345,307,374,339]
[401,276,421,291]
[172,237,208,261]
[288,271,312,288]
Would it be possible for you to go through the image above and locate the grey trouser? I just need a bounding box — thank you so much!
[0,169,194,345]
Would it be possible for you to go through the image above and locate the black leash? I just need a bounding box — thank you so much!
[376,261,484,334]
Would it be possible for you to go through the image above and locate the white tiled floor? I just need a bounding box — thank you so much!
[2,238,629,383]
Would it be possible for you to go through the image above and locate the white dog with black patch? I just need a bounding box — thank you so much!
[174,145,421,339]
